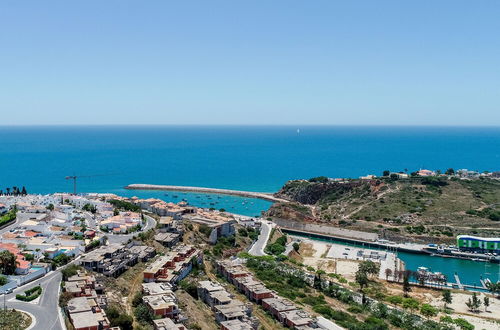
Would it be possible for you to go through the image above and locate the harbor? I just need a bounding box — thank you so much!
[281,227,500,288]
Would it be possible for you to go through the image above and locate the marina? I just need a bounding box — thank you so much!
[282,228,500,287]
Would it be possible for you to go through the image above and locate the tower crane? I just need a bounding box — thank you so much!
[65,174,113,195]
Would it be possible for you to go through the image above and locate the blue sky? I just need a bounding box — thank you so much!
[1,1,499,125]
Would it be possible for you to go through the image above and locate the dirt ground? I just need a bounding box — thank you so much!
[425,291,500,330]
[177,290,219,330]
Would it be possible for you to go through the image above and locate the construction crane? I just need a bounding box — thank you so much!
[65,174,114,195]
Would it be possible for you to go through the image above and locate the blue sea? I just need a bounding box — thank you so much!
[0,125,499,216]
[1,125,500,284]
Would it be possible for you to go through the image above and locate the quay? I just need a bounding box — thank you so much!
[125,183,289,203]
[280,227,430,254]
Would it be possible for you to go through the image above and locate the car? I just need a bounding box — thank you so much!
[5,288,13,294]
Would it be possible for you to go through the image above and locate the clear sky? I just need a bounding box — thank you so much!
[1,1,499,126]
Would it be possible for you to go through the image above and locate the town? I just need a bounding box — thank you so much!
[0,179,499,330]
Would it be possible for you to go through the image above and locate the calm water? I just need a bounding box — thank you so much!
[1,125,499,215]
[294,235,500,286]
[1,125,499,283]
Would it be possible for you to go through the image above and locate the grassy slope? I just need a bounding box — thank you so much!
[272,178,500,243]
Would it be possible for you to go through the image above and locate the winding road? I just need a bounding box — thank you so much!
[248,220,275,256]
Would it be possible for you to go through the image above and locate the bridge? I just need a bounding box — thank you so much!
[124,184,288,203]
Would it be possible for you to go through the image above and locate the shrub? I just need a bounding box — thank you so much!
[16,285,42,301]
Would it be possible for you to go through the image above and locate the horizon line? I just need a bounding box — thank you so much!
[1,124,500,128]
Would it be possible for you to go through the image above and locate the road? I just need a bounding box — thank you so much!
[105,213,156,244]
[4,270,64,330]
[1,214,156,329]
[248,220,275,256]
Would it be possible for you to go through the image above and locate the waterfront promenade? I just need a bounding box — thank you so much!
[125,183,289,203]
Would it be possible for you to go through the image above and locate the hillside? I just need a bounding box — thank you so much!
[268,176,500,243]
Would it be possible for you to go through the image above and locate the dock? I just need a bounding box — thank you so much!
[125,184,289,203]
[454,274,464,290]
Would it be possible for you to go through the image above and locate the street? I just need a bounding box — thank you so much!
[248,220,274,256]
[4,271,64,330]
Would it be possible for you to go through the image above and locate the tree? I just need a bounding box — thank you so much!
[420,303,438,319]
[0,275,7,286]
[21,186,27,195]
[442,289,452,309]
[383,170,390,177]
[465,292,481,313]
[402,297,419,312]
[359,260,380,278]
[445,168,455,175]
[293,242,300,252]
[0,250,18,275]
[134,303,153,324]
[355,269,369,304]
[46,204,54,211]
[402,271,411,297]
[483,296,489,312]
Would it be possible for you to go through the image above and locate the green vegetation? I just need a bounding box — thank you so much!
[265,234,287,255]
[52,253,71,267]
[82,203,97,213]
[242,255,456,330]
[0,250,18,275]
[237,227,260,240]
[109,199,141,212]
[0,206,17,227]
[16,285,42,301]
[465,292,481,313]
[441,290,452,309]
[274,176,500,242]
[466,207,500,221]
[0,275,8,286]
[309,176,329,183]
[61,264,82,280]
[212,235,236,256]
[106,305,133,330]
[134,303,154,324]
[0,309,32,330]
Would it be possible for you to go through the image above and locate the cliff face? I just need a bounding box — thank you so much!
[274,179,377,205]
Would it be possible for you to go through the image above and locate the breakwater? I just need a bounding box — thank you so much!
[125,184,288,203]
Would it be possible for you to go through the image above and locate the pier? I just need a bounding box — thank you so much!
[125,184,289,203]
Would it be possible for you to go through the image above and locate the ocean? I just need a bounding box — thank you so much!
[1,125,500,284]
[0,125,499,216]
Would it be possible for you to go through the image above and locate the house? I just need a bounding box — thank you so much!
[279,309,314,328]
[143,293,180,319]
[417,169,435,177]
[153,317,186,330]
[142,282,174,296]
[67,296,110,330]
[197,281,226,306]
[213,301,252,323]
[220,319,254,330]
[154,232,181,248]
[0,242,31,275]
[143,245,202,283]
[261,297,296,318]
[185,217,236,244]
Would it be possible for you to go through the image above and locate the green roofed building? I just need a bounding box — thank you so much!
[457,235,500,253]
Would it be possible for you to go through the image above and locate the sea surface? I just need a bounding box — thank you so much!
[1,125,500,215]
[1,125,499,284]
